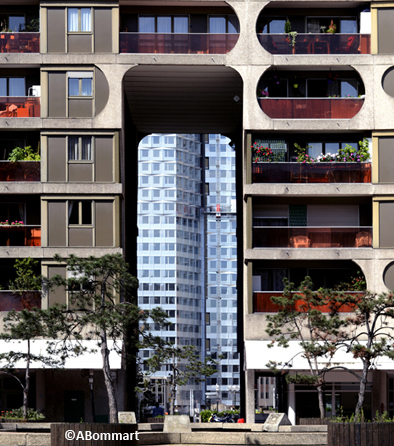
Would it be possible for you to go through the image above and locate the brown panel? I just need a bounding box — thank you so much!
[94,9,112,53]
[384,262,394,290]
[47,136,66,182]
[69,227,93,246]
[95,136,113,182]
[48,201,67,247]
[48,266,67,306]
[69,163,93,182]
[378,138,394,183]
[382,67,394,97]
[48,72,67,118]
[378,9,394,54]
[95,201,113,247]
[380,202,394,247]
[47,9,66,53]
[68,99,93,118]
[95,68,109,116]
[68,34,92,53]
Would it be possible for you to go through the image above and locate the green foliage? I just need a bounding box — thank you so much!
[2,407,44,420]
[7,146,40,162]
[284,19,291,33]
[333,271,366,292]
[25,19,39,32]
[251,143,283,162]
[287,31,297,47]
[294,143,312,163]
[200,409,239,422]
[9,258,41,292]
[293,139,370,164]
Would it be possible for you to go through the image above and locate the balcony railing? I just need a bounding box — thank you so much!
[0,33,40,53]
[0,161,40,181]
[253,291,363,313]
[252,227,372,248]
[0,225,41,246]
[252,162,371,184]
[120,33,239,54]
[0,290,41,311]
[257,33,370,55]
[0,97,40,117]
[258,98,364,119]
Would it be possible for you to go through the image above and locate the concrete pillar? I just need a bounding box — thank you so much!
[288,383,296,425]
[245,369,255,423]
[36,369,46,414]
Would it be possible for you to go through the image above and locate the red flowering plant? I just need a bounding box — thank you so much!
[252,143,275,163]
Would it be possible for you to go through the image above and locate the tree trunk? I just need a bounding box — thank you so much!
[316,385,325,420]
[101,329,118,423]
[23,340,31,421]
[355,360,369,420]
[170,380,176,415]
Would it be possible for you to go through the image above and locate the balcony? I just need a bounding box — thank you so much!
[253,291,362,313]
[120,33,239,54]
[0,33,39,53]
[252,162,371,184]
[259,97,364,119]
[257,33,370,55]
[0,290,41,311]
[0,225,41,246]
[252,227,372,248]
[0,97,40,118]
[0,161,40,181]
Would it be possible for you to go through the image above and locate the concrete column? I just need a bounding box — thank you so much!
[36,369,46,414]
[288,383,296,425]
[245,369,255,423]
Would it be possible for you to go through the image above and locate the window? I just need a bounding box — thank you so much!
[0,15,26,32]
[0,77,25,97]
[68,8,92,32]
[307,141,358,159]
[68,136,92,161]
[68,72,93,97]
[68,201,92,225]
[209,15,239,34]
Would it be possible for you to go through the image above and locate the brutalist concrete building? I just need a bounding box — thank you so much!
[2,0,394,423]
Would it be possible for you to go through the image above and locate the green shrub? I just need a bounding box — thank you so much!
[8,146,40,162]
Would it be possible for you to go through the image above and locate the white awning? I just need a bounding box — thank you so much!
[0,340,122,370]
[245,340,394,371]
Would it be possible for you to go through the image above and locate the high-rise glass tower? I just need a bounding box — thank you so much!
[204,134,239,408]
[137,133,204,413]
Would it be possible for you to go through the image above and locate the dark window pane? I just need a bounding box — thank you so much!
[69,201,79,224]
[81,201,92,224]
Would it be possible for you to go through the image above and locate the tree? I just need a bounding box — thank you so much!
[144,342,218,415]
[47,254,167,424]
[329,291,394,419]
[265,277,348,419]
[0,308,65,420]
[8,257,42,310]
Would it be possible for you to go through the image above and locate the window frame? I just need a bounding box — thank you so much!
[138,15,189,33]
[67,8,92,33]
[68,200,93,227]
[67,72,93,98]
[67,135,93,162]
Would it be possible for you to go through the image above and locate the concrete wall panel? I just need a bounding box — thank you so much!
[94,9,112,53]
[48,72,67,118]
[95,201,113,247]
[48,201,67,247]
[95,136,113,182]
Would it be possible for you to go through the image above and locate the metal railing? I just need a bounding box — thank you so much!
[120,32,239,54]
[252,162,371,183]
